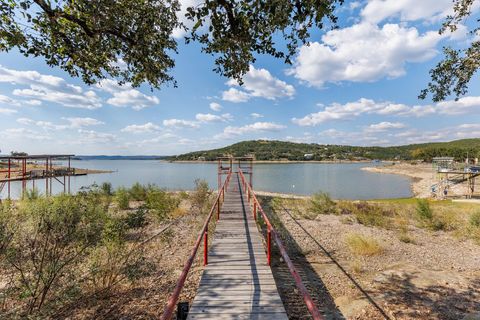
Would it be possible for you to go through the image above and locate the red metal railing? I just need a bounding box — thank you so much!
[238,169,325,320]
[160,170,232,320]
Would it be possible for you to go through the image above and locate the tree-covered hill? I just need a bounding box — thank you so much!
[168,139,480,162]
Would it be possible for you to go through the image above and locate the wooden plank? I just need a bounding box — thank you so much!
[187,173,286,320]
[187,313,288,320]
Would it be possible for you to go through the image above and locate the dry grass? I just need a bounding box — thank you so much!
[345,233,383,256]
[273,196,480,244]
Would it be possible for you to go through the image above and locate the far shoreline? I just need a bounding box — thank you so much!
[165,159,376,164]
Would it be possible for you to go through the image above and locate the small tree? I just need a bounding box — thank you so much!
[190,179,211,214]
[2,194,105,313]
[129,182,148,201]
[115,187,130,210]
[145,187,180,220]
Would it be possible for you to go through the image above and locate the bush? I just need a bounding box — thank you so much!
[345,233,383,256]
[416,199,433,221]
[190,179,211,214]
[145,188,180,220]
[470,211,480,228]
[351,202,392,228]
[89,217,132,292]
[309,192,336,216]
[2,194,105,313]
[101,182,113,196]
[115,187,130,210]
[0,200,15,255]
[178,191,189,200]
[23,188,40,200]
[124,206,148,229]
[415,199,453,231]
[129,182,148,201]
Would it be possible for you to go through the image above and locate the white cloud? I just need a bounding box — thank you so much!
[163,119,199,129]
[2,128,52,141]
[0,94,41,107]
[251,113,263,119]
[361,0,453,24]
[64,117,104,128]
[289,23,443,87]
[215,122,286,139]
[0,108,17,115]
[209,102,222,112]
[436,96,480,115]
[366,121,406,132]
[222,88,250,103]
[78,129,116,143]
[97,79,159,110]
[195,113,233,123]
[222,65,295,102]
[16,117,103,130]
[0,66,101,109]
[291,96,480,127]
[121,122,161,133]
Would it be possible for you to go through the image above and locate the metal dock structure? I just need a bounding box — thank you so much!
[161,157,323,320]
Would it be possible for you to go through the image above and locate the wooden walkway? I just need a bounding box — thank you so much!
[187,173,288,319]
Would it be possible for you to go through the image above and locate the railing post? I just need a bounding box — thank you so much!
[267,227,271,266]
[204,226,208,266]
[253,202,257,220]
[217,198,220,220]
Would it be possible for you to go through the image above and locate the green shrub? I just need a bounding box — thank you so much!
[190,179,211,214]
[101,182,113,196]
[129,182,148,201]
[416,199,433,221]
[145,188,180,220]
[115,187,130,210]
[470,211,480,228]
[124,206,148,229]
[3,194,105,313]
[351,202,392,228]
[89,217,131,292]
[0,200,15,255]
[309,192,336,216]
[23,188,40,200]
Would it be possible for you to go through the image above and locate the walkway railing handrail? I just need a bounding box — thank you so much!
[238,169,325,320]
[160,170,232,320]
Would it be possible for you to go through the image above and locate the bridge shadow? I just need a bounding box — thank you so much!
[258,197,346,320]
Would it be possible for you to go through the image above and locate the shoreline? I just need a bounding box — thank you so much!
[361,163,431,198]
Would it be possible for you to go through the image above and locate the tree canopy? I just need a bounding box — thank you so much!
[1,0,477,101]
[420,0,480,101]
[0,0,342,88]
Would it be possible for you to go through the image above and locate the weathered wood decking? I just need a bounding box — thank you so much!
[187,173,288,319]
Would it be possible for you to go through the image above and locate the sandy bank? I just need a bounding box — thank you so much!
[362,163,469,199]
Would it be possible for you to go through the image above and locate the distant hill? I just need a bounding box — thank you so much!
[167,139,480,162]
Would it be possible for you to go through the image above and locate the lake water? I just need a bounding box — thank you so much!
[1,160,412,200]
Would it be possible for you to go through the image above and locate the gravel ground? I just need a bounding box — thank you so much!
[268,199,480,320]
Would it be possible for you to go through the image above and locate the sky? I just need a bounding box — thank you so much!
[1,0,480,156]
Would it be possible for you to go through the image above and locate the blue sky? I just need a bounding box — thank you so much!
[1,0,480,155]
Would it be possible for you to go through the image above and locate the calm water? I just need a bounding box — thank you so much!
[1,160,412,200]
